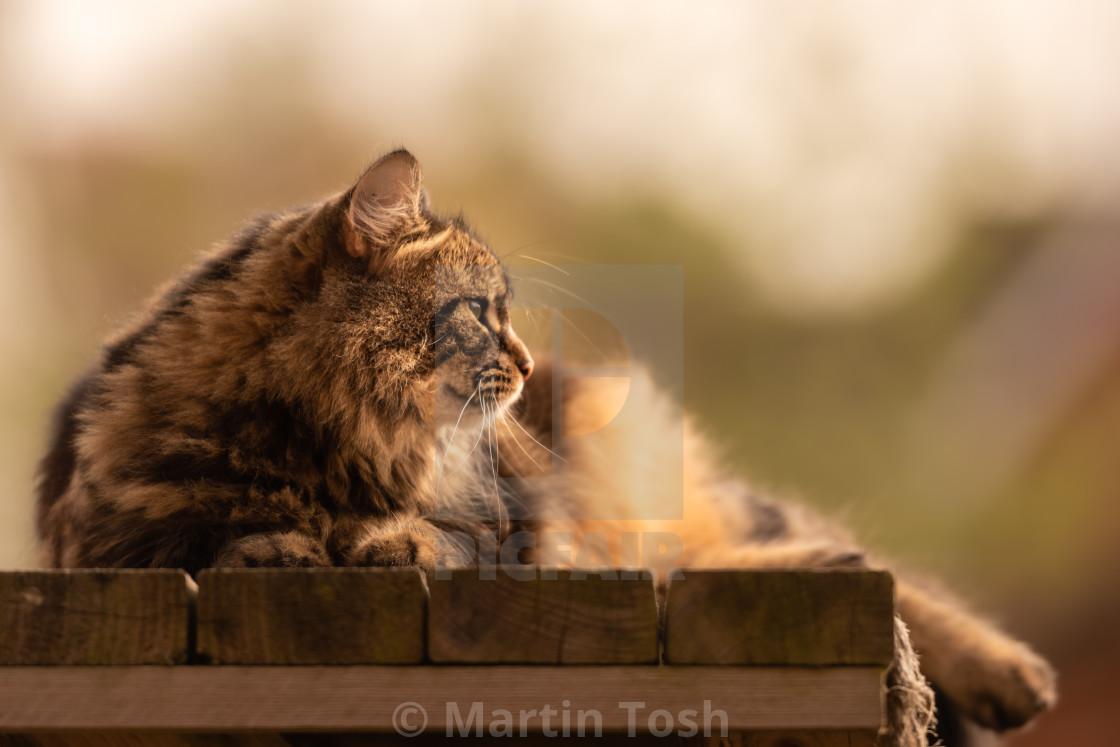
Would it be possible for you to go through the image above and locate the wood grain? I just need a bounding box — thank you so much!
[428,568,658,663]
[665,570,895,666]
[0,734,877,747]
[0,570,192,665]
[0,735,293,747]
[195,568,425,664]
[0,666,884,732]
[679,732,878,747]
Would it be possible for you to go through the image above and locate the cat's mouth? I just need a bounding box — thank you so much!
[476,368,522,405]
[436,365,524,426]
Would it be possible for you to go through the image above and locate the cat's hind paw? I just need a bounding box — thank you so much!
[726,541,868,569]
[955,640,1057,731]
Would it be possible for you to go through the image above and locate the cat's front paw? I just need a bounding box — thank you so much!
[953,639,1057,731]
[346,519,440,572]
[215,531,331,568]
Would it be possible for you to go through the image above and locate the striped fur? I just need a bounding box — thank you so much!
[37,150,532,575]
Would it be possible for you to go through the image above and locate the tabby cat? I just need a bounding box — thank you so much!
[37,150,1055,744]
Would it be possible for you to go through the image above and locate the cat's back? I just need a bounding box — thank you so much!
[34,205,323,568]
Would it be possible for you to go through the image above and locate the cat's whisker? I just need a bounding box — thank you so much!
[434,386,479,503]
[515,254,570,276]
[485,396,508,535]
[517,275,613,363]
[500,417,545,473]
[498,237,570,262]
[513,247,587,265]
[522,276,596,310]
[561,315,613,364]
[523,309,546,339]
[479,394,506,528]
[422,333,448,350]
[447,417,488,477]
[507,414,566,462]
[478,398,493,517]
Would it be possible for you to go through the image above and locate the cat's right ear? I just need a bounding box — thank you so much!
[344,149,425,272]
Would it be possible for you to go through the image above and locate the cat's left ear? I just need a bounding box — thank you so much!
[344,149,425,271]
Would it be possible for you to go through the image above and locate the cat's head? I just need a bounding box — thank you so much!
[276,150,534,439]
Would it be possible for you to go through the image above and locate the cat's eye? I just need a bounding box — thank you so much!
[467,299,485,320]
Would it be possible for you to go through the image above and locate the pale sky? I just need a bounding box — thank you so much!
[3,0,1118,317]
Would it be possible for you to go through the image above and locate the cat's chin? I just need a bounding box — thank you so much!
[493,389,522,418]
[432,378,523,428]
[432,391,492,431]
[488,380,524,414]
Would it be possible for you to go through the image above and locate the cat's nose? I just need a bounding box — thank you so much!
[518,354,534,381]
[506,328,534,380]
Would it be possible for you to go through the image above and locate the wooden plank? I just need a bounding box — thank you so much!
[664,570,894,666]
[288,732,880,746]
[1,736,293,747]
[0,732,877,747]
[0,736,191,747]
[427,568,658,664]
[195,568,425,664]
[0,666,884,732]
[676,734,878,743]
[0,570,192,665]
[0,736,293,747]
[680,732,878,747]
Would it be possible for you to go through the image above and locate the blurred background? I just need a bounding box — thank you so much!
[1,1,1118,743]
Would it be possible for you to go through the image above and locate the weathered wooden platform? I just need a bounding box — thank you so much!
[0,568,894,745]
